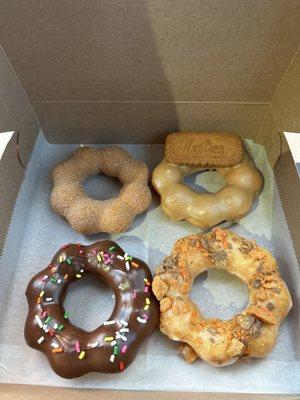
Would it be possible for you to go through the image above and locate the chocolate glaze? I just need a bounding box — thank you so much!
[24,241,159,378]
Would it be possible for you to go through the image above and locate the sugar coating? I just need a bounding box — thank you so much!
[51,146,152,234]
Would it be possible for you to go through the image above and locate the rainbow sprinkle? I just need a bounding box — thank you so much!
[37,336,45,344]
[75,341,80,353]
[121,345,127,354]
[119,361,125,371]
[52,347,63,354]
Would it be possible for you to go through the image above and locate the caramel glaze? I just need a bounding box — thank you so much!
[24,241,159,378]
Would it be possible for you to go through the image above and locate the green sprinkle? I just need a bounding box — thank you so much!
[45,316,52,324]
[109,246,116,252]
[64,311,69,319]
[113,345,119,355]
[50,277,57,283]
[58,324,64,331]
[66,257,72,265]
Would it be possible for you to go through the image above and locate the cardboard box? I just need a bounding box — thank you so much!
[0,1,299,398]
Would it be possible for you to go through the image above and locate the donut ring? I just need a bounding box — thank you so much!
[24,241,159,378]
[152,228,292,366]
[152,150,263,229]
[51,146,152,234]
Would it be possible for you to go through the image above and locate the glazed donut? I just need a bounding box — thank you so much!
[51,146,152,234]
[152,228,292,367]
[25,241,159,378]
[152,132,263,228]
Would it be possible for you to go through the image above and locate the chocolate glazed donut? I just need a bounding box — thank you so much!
[24,241,159,378]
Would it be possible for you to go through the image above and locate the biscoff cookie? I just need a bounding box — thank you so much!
[165,132,243,167]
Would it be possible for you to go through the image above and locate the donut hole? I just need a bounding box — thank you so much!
[184,170,226,194]
[191,269,249,320]
[83,174,121,200]
[63,274,115,331]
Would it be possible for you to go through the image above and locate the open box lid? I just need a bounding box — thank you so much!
[0,1,299,398]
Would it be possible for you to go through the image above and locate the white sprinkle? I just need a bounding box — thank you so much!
[80,269,84,273]
[43,275,48,280]
[53,323,58,330]
[103,320,116,326]
[120,327,129,333]
[57,279,62,284]
[51,342,59,349]
[110,354,115,363]
[112,294,115,299]
[120,335,127,341]
[137,316,147,324]
[117,255,124,260]
[115,332,121,339]
[43,324,49,333]
[110,340,117,346]
[45,297,53,302]
[35,315,43,328]
[120,319,128,327]
[37,336,45,344]
[124,253,128,259]
[90,341,99,348]
[125,261,130,271]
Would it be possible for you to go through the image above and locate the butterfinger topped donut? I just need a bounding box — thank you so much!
[152,228,292,367]
[51,146,152,234]
[25,241,159,378]
[152,132,263,228]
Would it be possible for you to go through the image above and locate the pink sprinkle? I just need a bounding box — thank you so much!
[47,264,52,269]
[41,310,47,318]
[104,259,111,265]
[121,345,128,354]
[91,249,97,255]
[131,291,136,300]
[75,341,80,353]
[144,286,149,293]
[142,313,149,320]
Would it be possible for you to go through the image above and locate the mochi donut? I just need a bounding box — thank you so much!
[152,228,292,367]
[24,241,159,378]
[152,132,263,228]
[51,146,152,234]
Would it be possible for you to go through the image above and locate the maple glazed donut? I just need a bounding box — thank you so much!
[25,241,159,378]
[152,132,263,228]
[51,146,152,234]
[152,228,292,367]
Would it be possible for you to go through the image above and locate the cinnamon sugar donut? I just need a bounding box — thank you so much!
[152,228,292,367]
[51,146,152,234]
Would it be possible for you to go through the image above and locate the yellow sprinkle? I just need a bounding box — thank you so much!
[59,255,65,263]
[104,336,114,342]
[39,290,45,298]
[78,350,85,360]
[146,298,150,305]
[144,305,149,311]
[76,274,82,279]
[97,254,102,262]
